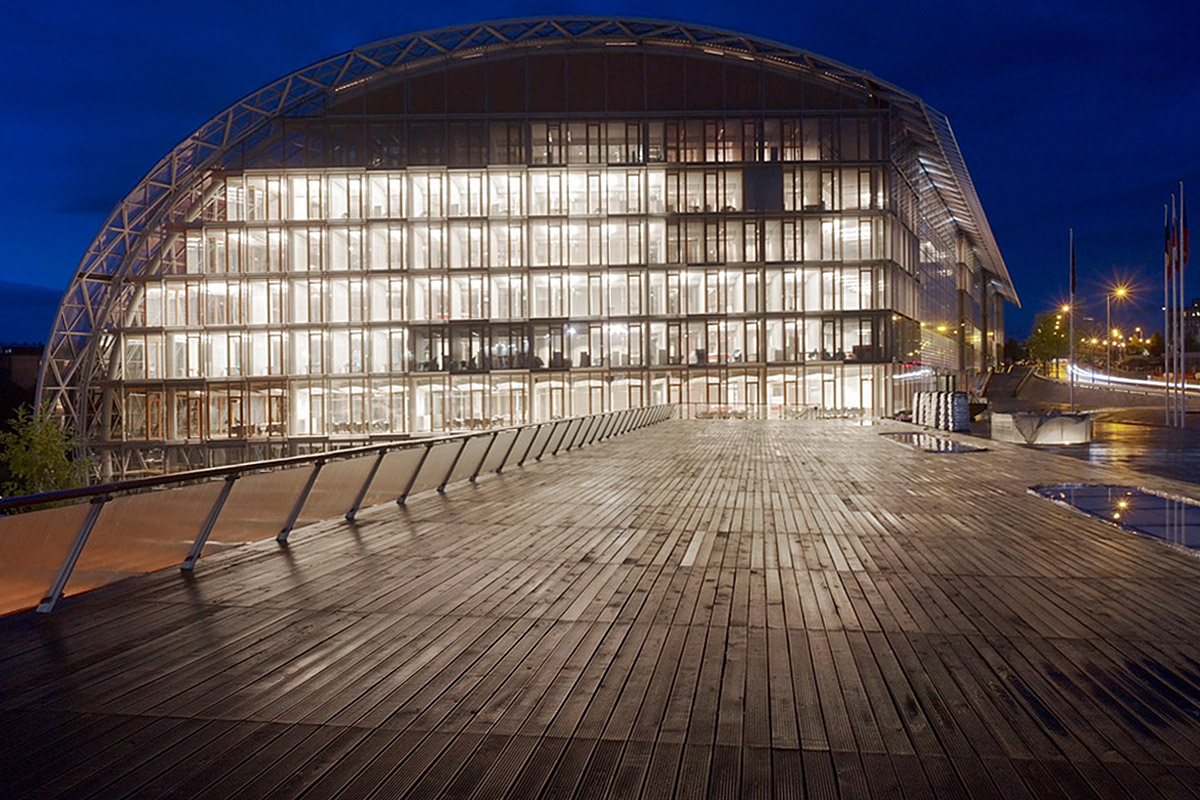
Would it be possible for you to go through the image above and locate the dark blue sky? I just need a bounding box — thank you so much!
[1,0,1196,342]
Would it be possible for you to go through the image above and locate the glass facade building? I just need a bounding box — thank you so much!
[39,19,1017,478]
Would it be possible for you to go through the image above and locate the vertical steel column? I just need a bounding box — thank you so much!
[181,475,238,572]
[37,496,108,614]
[470,431,499,483]
[345,449,388,521]
[438,438,470,493]
[398,443,433,505]
[278,461,324,543]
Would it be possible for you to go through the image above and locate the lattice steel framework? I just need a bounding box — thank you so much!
[38,16,1017,446]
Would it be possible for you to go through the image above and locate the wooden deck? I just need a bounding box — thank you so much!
[5,419,1200,799]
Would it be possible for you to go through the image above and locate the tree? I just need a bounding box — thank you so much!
[1147,332,1165,359]
[1003,337,1026,364]
[1024,311,1069,371]
[0,403,89,498]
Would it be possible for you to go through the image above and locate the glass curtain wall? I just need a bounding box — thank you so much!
[106,111,947,465]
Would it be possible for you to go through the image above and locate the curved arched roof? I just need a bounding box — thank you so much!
[39,16,1016,428]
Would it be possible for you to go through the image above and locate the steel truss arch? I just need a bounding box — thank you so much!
[39,16,1016,456]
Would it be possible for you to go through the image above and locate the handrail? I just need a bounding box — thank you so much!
[672,402,868,420]
[0,404,675,614]
[0,408,650,513]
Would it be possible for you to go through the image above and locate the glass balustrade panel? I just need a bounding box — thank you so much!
[209,465,318,545]
[480,429,518,473]
[501,427,539,470]
[0,502,94,614]
[65,481,229,599]
[359,446,429,508]
[294,454,380,528]
[446,435,493,486]
[405,440,466,497]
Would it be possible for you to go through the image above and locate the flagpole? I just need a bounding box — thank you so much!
[1165,202,1172,425]
[1179,181,1187,428]
[1173,193,1179,427]
[1176,186,1182,427]
[1173,192,1182,428]
[1069,228,1075,412]
[1184,181,1190,427]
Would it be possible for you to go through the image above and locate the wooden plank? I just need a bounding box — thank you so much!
[6,419,1200,800]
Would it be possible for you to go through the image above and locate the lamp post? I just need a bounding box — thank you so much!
[1106,287,1127,382]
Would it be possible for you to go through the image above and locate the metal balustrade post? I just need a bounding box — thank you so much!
[181,475,238,572]
[345,450,387,521]
[573,416,596,448]
[592,413,610,442]
[495,429,521,475]
[439,438,470,493]
[577,415,595,445]
[470,431,499,483]
[516,423,544,467]
[277,460,324,543]
[535,421,562,461]
[578,416,596,447]
[551,419,577,456]
[37,495,108,614]
[573,416,596,449]
[398,442,433,505]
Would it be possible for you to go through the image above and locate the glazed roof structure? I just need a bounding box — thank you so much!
[39,17,1017,422]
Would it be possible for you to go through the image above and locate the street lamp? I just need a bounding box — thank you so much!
[1106,286,1127,381]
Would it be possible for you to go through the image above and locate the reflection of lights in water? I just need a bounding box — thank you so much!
[1035,483,1200,549]
[1040,421,1200,486]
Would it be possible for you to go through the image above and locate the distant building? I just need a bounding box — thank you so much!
[1,344,43,393]
[38,18,1017,478]
[1186,298,1200,349]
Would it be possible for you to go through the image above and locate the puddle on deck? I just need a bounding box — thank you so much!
[881,432,987,453]
[1033,484,1200,549]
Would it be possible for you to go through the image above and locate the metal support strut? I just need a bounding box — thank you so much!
[182,475,237,572]
[37,495,109,614]
[398,443,432,505]
[278,461,324,543]
[345,450,387,521]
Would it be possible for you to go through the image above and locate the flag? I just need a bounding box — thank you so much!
[1166,204,1173,275]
